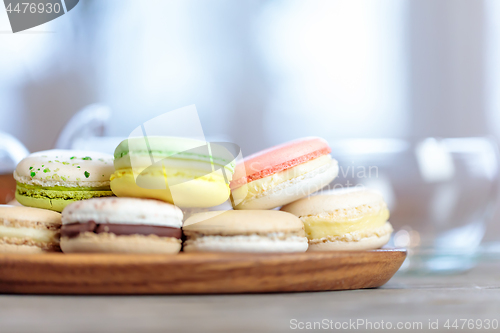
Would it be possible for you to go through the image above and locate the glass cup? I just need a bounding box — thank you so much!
[325,137,500,274]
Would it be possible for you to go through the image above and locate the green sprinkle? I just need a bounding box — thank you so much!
[61,176,67,181]
[70,156,76,160]
[54,168,60,172]
[62,162,69,165]
[55,160,60,163]
[84,171,90,178]
[48,161,52,163]
[77,166,81,168]
[29,166,33,170]
[41,165,44,167]
[82,157,92,161]
[43,168,50,173]
[76,177,81,181]
[37,168,40,171]
[30,171,36,177]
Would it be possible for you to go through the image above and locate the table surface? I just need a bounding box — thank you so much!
[1,261,499,333]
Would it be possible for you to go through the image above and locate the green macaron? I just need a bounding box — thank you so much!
[110,136,237,207]
[14,150,115,212]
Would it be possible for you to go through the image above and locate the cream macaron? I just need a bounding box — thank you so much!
[60,197,183,254]
[281,189,393,251]
[182,210,308,253]
[0,205,62,253]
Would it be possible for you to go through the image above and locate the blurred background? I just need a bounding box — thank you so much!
[1,0,500,265]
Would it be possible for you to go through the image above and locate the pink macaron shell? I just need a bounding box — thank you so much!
[230,137,331,189]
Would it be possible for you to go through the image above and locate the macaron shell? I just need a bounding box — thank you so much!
[231,137,331,189]
[114,136,207,160]
[60,233,181,254]
[114,137,236,173]
[15,150,114,185]
[0,204,61,225]
[62,197,183,228]
[307,230,392,251]
[183,210,305,235]
[281,189,386,217]
[234,159,338,210]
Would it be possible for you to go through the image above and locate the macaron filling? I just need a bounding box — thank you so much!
[183,232,308,253]
[110,168,228,186]
[16,183,113,200]
[61,222,182,239]
[308,222,393,245]
[0,224,60,245]
[302,208,390,240]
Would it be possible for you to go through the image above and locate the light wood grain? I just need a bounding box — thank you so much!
[0,249,405,294]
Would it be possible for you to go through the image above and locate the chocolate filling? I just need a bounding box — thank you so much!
[61,221,182,239]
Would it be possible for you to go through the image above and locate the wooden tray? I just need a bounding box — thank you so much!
[0,249,406,294]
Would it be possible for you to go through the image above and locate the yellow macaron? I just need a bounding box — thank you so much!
[281,189,393,251]
[110,136,236,208]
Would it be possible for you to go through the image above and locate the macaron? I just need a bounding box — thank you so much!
[60,197,183,254]
[183,210,308,253]
[110,136,236,208]
[230,137,338,210]
[0,205,62,253]
[281,189,393,251]
[14,150,115,212]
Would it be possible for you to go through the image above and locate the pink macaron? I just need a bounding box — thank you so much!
[230,137,338,210]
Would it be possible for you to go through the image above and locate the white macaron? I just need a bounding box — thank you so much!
[183,210,308,253]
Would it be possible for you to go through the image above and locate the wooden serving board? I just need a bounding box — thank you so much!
[0,249,406,294]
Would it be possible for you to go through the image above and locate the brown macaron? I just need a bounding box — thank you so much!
[60,197,183,254]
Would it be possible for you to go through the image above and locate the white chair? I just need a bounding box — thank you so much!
[0,132,29,174]
[54,104,112,150]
